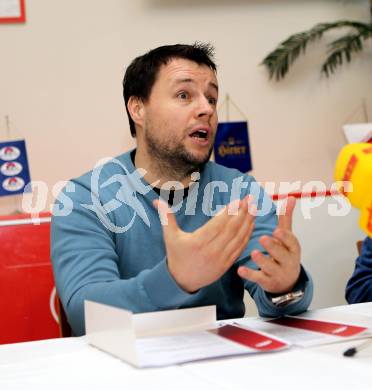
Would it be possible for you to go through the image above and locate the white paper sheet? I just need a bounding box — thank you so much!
[136,330,250,367]
[135,325,289,368]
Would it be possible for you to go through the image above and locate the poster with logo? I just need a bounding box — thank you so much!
[0,0,26,23]
[0,140,31,197]
[214,121,252,173]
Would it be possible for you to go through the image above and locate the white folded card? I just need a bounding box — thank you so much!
[343,123,372,143]
[84,301,289,368]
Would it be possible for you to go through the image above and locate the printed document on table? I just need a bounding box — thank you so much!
[234,316,371,347]
[135,324,289,367]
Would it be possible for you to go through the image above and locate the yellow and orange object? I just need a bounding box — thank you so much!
[334,143,372,238]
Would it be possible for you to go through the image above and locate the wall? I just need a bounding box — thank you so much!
[0,0,371,213]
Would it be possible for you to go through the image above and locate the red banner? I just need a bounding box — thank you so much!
[0,219,59,344]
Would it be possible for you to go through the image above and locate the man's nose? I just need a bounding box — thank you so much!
[196,95,215,118]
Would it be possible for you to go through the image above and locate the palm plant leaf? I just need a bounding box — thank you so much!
[262,21,372,80]
[322,26,372,76]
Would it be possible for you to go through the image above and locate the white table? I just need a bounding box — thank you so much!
[1,303,372,390]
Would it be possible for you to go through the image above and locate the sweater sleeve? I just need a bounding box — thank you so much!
[51,181,199,336]
[345,237,372,304]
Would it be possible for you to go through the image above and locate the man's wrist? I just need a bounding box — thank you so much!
[167,259,200,293]
[270,290,304,307]
[265,265,308,306]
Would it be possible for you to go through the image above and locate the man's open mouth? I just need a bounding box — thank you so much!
[189,129,209,140]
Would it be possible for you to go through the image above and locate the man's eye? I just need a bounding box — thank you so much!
[178,91,189,100]
[208,97,217,105]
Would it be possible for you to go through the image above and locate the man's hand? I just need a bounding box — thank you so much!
[237,197,301,294]
[153,195,256,293]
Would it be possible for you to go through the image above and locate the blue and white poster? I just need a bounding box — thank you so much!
[214,121,252,173]
[0,139,31,197]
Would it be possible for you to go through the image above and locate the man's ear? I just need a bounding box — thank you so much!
[127,96,145,127]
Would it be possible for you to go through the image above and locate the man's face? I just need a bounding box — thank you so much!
[140,58,219,174]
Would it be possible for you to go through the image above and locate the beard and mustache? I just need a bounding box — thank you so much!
[144,126,214,181]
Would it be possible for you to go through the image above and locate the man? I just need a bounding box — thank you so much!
[51,43,313,336]
[346,236,372,303]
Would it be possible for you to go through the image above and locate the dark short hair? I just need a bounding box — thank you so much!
[123,43,217,137]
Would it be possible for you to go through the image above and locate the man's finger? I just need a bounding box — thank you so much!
[237,266,270,289]
[218,199,251,241]
[220,216,255,264]
[278,196,296,231]
[259,235,291,265]
[250,250,278,277]
[199,195,253,244]
[272,228,301,254]
[197,199,240,241]
[226,224,256,265]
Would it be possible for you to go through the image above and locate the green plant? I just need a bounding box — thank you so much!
[262,1,372,80]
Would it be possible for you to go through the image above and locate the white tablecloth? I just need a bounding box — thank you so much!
[1,303,372,390]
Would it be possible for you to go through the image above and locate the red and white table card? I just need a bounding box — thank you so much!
[85,301,289,368]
